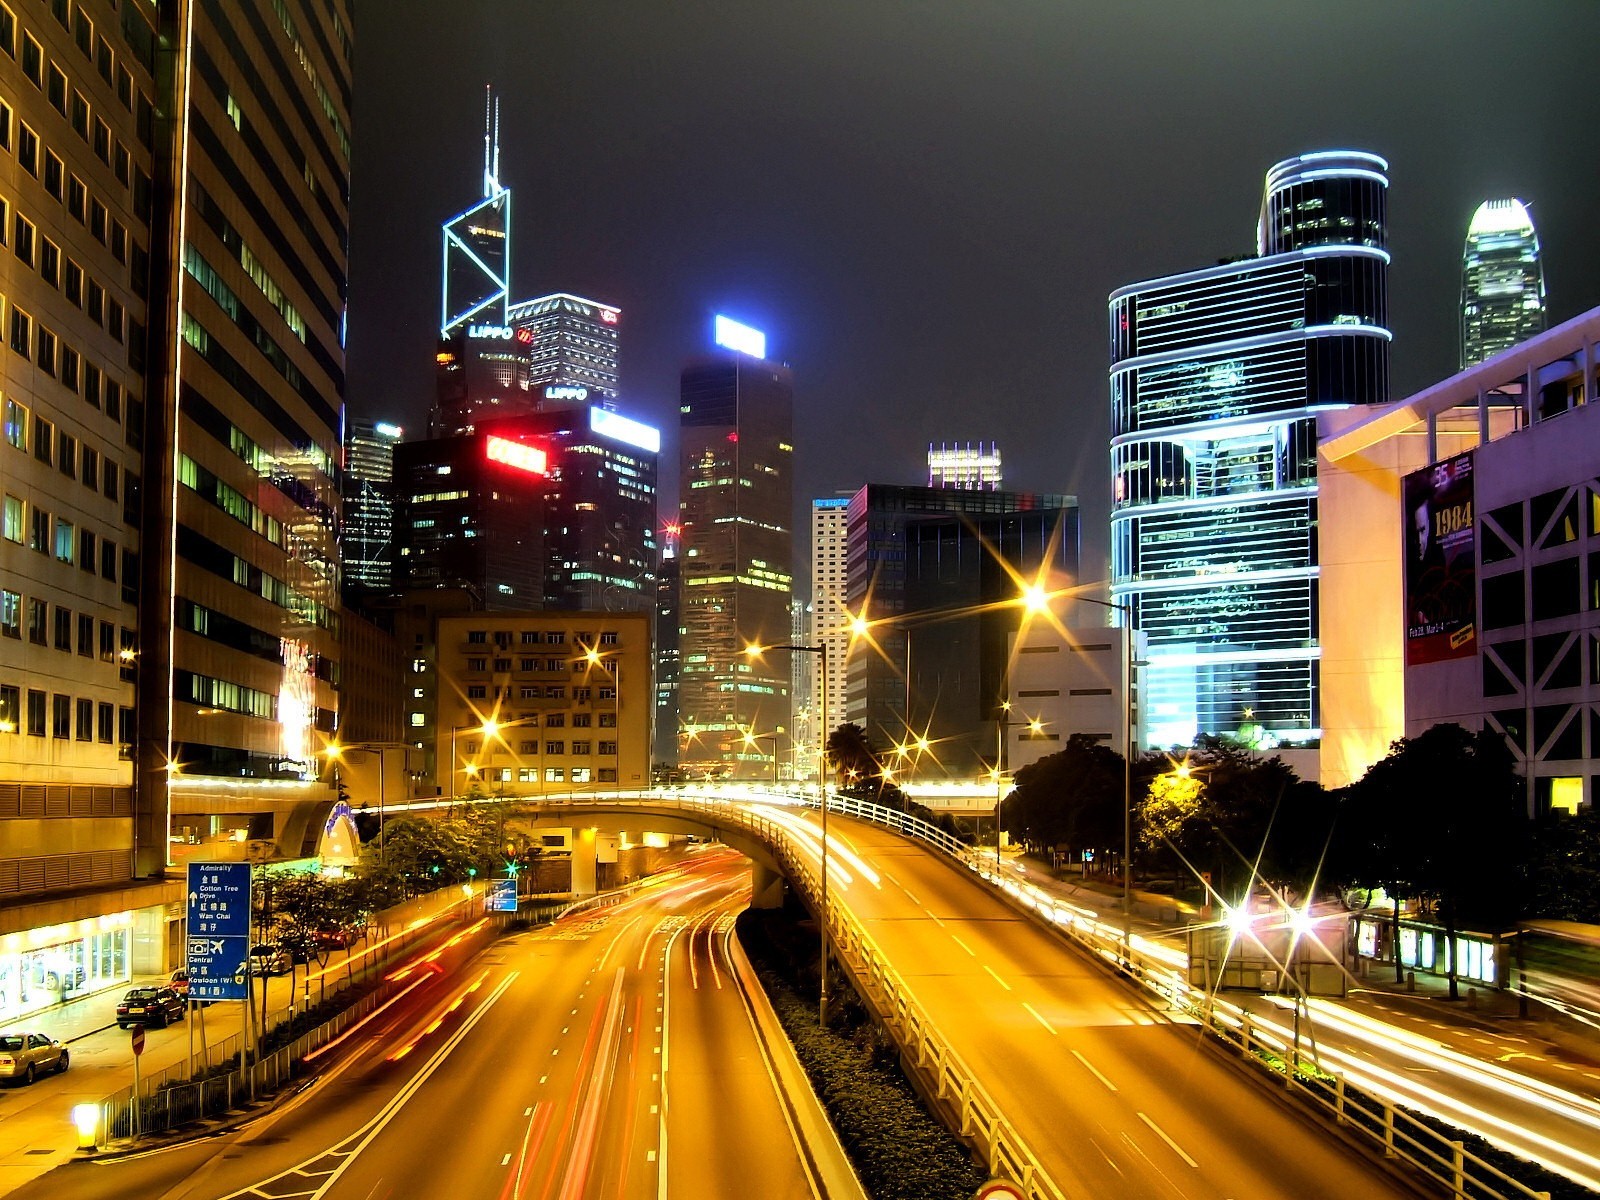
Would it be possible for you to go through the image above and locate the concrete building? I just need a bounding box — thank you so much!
[432,610,651,799]
[1004,624,1136,776]
[676,322,794,777]
[1319,306,1600,808]
[810,496,850,748]
[1110,151,1391,769]
[1461,199,1547,370]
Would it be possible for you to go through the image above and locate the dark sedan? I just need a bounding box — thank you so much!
[115,986,186,1029]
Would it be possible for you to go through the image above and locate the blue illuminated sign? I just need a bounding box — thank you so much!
[589,407,661,454]
[487,878,518,912]
[185,863,252,1001]
[714,315,766,359]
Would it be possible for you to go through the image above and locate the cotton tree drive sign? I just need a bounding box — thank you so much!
[487,878,518,912]
[186,863,252,1001]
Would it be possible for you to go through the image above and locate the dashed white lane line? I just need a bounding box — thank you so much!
[501,1153,512,1166]
[1137,1112,1198,1168]
[524,1106,533,1115]
[951,934,976,958]
[1023,1002,1056,1035]
[983,964,1012,991]
[1072,1049,1117,1093]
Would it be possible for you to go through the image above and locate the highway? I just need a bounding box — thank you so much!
[768,807,1419,1200]
[16,849,822,1200]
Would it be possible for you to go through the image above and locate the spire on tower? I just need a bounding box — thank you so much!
[482,84,502,198]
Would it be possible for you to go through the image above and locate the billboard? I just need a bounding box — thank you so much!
[1403,451,1476,666]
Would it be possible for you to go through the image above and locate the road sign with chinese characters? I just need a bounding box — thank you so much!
[185,863,251,1000]
[487,878,518,912]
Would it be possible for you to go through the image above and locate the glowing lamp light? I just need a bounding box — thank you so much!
[72,1102,99,1150]
[1022,584,1050,614]
[485,436,548,476]
[713,314,766,359]
[1226,905,1256,944]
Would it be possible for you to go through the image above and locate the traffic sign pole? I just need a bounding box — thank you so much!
[130,1025,144,1139]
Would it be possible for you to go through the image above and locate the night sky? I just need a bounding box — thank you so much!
[346,1,1600,581]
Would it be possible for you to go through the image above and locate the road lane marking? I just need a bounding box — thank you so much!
[502,1154,512,1165]
[1023,1002,1055,1035]
[982,964,1012,991]
[1072,1049,1117,1092]
[951,934,976,958]
[1137,1112,1199,1168]
[539,1077,546,1085]
[524,1107,533,1115]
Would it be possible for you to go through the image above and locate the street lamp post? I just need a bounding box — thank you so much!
[327,741,410,867]
[745,641,830,1025]
[742,729,781,787]
[992,706,1045,876]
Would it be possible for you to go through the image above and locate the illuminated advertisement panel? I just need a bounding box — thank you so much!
[1403,451,1476,666]
[713,314,766,359]
[485,435,549,476]
[589,407,661,454]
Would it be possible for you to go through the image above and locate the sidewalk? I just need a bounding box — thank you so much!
[0,885,482,1199]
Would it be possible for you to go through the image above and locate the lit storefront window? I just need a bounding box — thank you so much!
[0,912,133,1022]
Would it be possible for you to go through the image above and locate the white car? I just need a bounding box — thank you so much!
[0,1032,68,1085]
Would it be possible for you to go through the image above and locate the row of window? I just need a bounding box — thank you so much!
[463,628,621,646]
[2,493,126,583]
[485,766,615,785]
[462,656,620,674]
[465,740,618,758]
[4,397,122,503]
[0,681,127,744]
[0,587,128,660]
[1,0,148,120]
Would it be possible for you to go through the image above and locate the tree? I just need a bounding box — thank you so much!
[1528,803,1600,923]
[1003,734,1126,872]
[1340,723,1527,999]
[826,723,878,786]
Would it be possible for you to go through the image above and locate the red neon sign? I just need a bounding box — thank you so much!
[514,327,534,345]
[600,309,619,325]
[485,436,548,476]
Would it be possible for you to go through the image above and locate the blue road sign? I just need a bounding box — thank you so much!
[487,878,518,913]
[186,863,252,1001]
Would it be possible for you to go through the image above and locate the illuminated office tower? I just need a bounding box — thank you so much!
[1109,151,1391,756]
[677,318,794,777]
[441,86,510,336]
[0,0,155,970]
[928,441,1002,490]
[508,293,621,403]
[431,321,536,436]
[141,1,350,863]
[652,546,681,768]
[810,497,851,742]
[1460,199,1547,369]
[343,418,403,596]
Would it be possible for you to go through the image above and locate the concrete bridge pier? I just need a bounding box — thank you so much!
[571,827,598,896]
[750,861,786,909]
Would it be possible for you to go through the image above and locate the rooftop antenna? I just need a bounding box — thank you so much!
[482,84,502,198]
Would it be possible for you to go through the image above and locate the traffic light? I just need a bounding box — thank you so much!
[467,867,478,878]
[429,864,440,876]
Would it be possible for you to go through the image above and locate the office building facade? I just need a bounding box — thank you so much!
[343,417,402,597]
[677,344,794,776]
[0,0,157,998]
[651,549,680,768]
[1460,198,1547,370]
[810,496,850,743]
[928,441,1002,490]
[845,485,1074,749]
[431,321,535,436]
[1110,150,1391,759]
[507,292,620,403]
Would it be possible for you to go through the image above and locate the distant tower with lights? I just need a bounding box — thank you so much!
[441,86,510,336]
[508,294,622,404]
[677,317,795,777]
[810,496,852,743]
[928,441,1002,490]
[1460,199,1547,369]
[343,418,404,598]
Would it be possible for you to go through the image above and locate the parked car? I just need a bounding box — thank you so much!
[313,924,364,952]
[0,1032,68,1084]
[248,944,291,977]
[115,986,185,1029]
[168,967,190,998]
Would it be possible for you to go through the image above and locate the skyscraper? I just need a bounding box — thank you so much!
[810,497,851,743]
[441,87,509,337]
[431,322,536,436]
[677,319,794,777]
[928,441,1002,490]
[508,293,621,403]
[652,543,681,769]
[343,418,403,598]
[1109,150,1390,758]
[143,1,351,860]
[1460,198,1547,369]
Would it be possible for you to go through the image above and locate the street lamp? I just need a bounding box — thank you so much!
[992,705,1045,875]
[745,640,832,1026]
[740,728,781,786]
[326,740,411,867]
[576,647,623,791]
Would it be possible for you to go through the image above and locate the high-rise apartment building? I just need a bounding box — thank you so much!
[146,0,350,861]
[1460,198,1547,370]
[0,0,156,994]
[441,87,508,337]
[845,485,1074,747]
[507,293,621,403]
[343,418,402,597]
[651,546,680,768]
[810,496,851,741]
[1109,150,1391,758]
[677,320,793,776]
[928,441,1002,490]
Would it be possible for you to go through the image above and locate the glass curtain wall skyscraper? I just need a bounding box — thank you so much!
[1109,151,1391,753]
[343,418,402,597]
[1460,198,1547,369]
